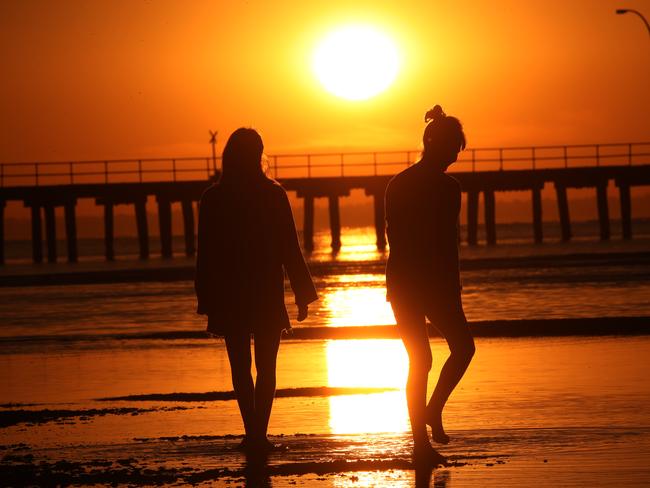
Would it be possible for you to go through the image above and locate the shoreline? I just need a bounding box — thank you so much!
[1,317,648,346]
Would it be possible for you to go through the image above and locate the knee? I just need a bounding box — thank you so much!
[410,352,433,374]
[255,362,277,383]
[451,337,475,363]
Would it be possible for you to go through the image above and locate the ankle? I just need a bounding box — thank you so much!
[413,433,431,449]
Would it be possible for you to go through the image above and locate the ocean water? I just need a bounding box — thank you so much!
[1,225,649,486]
[1,226,649,345]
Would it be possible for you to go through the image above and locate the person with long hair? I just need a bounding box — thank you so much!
[385,105,475,465]
[195,128,318,452]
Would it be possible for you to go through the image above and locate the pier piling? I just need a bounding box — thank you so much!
[619,183,632,240]
[467,190,479,245]
[157,197,173,258]
[303,195,314,252]
[484,190,496,245]
[532,186,543,243]
[29,205,43,263]
[44,205,57,263]
[103,202,115,261]
[328,195,342,252]
[0,201,5,265]
[1,147,648,264]
[596,185,610,241]
[134,199,149,259]
[64,201,78,262]
[181,199,195,257]
[555,184,572,242]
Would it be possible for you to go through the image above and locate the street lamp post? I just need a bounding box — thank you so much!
[616,9,650,36]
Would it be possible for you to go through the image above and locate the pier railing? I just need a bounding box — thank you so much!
[1,142,649,187]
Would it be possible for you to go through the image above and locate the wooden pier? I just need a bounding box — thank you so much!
[0,142,648,264]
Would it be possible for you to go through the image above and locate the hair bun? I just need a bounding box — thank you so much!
[424,105,445,123]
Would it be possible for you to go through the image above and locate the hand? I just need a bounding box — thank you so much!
[297,304,308,322]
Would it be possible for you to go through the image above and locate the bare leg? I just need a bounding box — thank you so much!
[392,300,445,466]
[426,297,475,444]
[225,333,256,441]
[253,330,281,444]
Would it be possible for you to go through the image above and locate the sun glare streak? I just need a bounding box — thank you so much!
[313,25,400,101]
[327,340,409,434]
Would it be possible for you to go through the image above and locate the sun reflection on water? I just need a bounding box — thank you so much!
[310,228,387,262]
[326,339,409,434]
[323,275,395,327]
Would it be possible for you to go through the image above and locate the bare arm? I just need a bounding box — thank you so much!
[194,189,212,314]
[280,191,318,311]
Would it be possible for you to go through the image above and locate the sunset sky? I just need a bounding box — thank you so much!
[1,0,649,163]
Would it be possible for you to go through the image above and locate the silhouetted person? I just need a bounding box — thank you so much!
[385,105,475,466]
[195,128,318,452]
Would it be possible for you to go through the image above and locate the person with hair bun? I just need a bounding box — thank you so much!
[385,105,475,465]
[195,128,318,453]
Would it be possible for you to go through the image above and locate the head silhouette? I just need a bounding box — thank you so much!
[422,105,466,170]
[221,128,265,182]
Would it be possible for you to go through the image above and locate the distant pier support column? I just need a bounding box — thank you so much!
[373,193,387,250]
[29,205,43,263]
[532,186,543,244]
[328,195,342,252]
[103,202,115,261]
[44,205,57,263]
[181,199,195,257]
[484,190,496,245]
[303,195,314,252]
[135,199,149,259]
[554,183,571,242]
[596,184,610,241]
[0,200,5,265]
[157,197,173,258]
[64,201,78,263]
[619,183,632,240]
[467,190,479,245]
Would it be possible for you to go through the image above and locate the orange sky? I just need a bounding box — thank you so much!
[1,0,649,163]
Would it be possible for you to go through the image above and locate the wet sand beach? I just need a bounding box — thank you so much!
[2,336,649,486]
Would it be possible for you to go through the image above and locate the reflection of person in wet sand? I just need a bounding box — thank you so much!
[195,128,318,453]
[385,105,475,465]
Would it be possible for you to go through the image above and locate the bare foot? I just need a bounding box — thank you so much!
[237,436,275,454]
[426,407,450,444]
[413,444,447,468]
[235,435,250,451]
[252,437,275,453]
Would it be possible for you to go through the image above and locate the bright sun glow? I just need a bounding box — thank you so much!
[313,25,400,101]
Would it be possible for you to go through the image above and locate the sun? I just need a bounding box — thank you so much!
[313,25,400,101]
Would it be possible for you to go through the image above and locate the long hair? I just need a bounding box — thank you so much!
[221,128,265,183]
[422,105,466,158]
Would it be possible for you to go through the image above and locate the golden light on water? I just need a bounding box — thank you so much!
[326,340,409,434]
[312,25,400,101]
[324,275,395,327]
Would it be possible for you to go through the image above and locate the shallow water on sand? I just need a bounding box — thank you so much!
[1,337,649,486]
[1,228,650,485]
